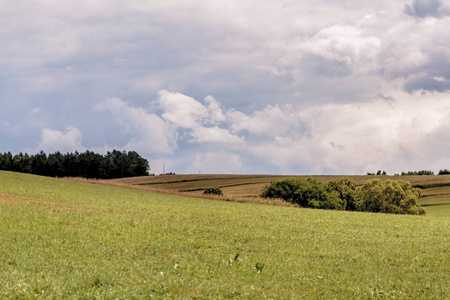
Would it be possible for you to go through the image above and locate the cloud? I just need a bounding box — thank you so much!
[228,105,307,139]
[95,90,450,175]
[404,75,450,93]
[404,0,446,18]
[300,25,381,68]
[158,90,210,129]
[402,49,450,92]
[95,97,177,155]
[157,90,243,145]
[243,94,450,174]
[3,1,450,175]
[37,126,86,153]
[189,151,244,174]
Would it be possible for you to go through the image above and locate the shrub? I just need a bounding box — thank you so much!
[261,178,346,210]
[203,187,223,196]
[261,178,305,203]
[325,178,359,211]
[357,179,425,215]
[262,177,425,215]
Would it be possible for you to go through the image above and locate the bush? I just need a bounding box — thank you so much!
[262,177,425,215]
[261,178,346,210]
[357,179,425,215]
[203,187,223,196]
[325,178,360,211]
[261,178,304,203]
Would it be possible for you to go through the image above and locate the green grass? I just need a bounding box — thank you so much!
[417,197,450,206]
[1,171,449,299]
[417,197,450,217]
[420,186,450,196]
[114,174,450,217]
[421,205,450,218]
[113,175,395,204]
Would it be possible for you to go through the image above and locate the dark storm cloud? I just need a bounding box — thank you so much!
[404,0,445,18]
[403,50,450,92]
[404,76,450,93]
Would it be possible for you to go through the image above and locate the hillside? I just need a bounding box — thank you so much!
[0,171,448,298]
[110,174,450,217]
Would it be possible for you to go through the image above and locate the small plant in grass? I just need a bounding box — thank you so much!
[255,262,265,274]
[203,187,223,196]
[228,253,240,267]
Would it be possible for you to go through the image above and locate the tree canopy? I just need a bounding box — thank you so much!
[0,150,150,179]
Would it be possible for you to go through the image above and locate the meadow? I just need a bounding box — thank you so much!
[0,171,449,299]
[113,174,450,217]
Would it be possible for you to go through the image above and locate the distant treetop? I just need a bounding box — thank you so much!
[401,170,434,176]
[0,150,150,179]
[438,169,450,175]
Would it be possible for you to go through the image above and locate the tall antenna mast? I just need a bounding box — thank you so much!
[163,161,165,175]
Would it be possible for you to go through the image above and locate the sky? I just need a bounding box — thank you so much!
[1,0,450,175]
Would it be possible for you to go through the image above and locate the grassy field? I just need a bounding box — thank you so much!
[0,171,449,299]
[112,174,450,217]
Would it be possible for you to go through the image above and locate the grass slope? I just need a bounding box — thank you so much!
[114,174,450,217]
[0,171,449,299]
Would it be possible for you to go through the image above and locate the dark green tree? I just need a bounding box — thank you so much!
[46,152,65,177]
[0,152,13,171]
[0,149,149,179]
[31,151,47,175]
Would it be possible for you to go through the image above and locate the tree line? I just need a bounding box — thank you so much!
[398,169,450,175]
[0,150,150,179]
[368,169,450,176]
[400,170,435,176]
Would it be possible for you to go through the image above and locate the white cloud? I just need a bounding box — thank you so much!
[243,92,450,174]
[228,105,305,138]
[192,126,243,145]
[204,95,226,123]
[93,89,450,174]
[188,151,244,174]
[301,25,381,67]
[95,97,177,155]
[158,90,210,128]
[157,90,242,145]
[38,126,86,153]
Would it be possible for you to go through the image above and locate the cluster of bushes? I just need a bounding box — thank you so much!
[203,187,223,196]
[367,170,386,176]
[401,170,434,175]
[261,177,425,215]
[0,150,150,179]
[161,172,176,176]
